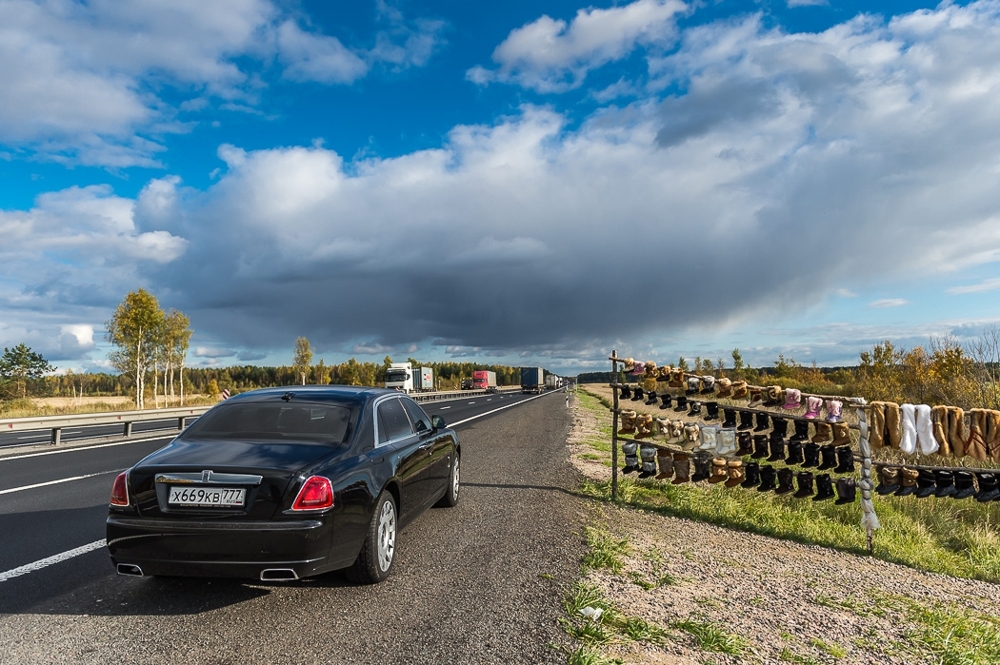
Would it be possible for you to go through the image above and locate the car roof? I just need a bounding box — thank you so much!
[225,385,402,406]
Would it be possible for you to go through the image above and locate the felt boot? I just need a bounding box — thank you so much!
[621,442,640,474]
[682,424,700,451]
[748,387,762,405]
[816,445,838,471]
[831,422,852,447]
[735,431,753,456]
[704,401,719,421]
[764,386,783,407]
[731,381,749,400]
[914,469,937,498]
[875,466,900,495]
[757,465,777,491]
[686,376,700,395]
[767,438,786,463]
[669,369,685,388]
[790,419,810,443]
[635,414,654,439]
[834,446,855,474]
[619,385,631,400]
[645,390,659,406]
[671,454,691,484]
[700,376,715,395]
[696,426,718,453]
[715,428,737,456]
[785,441,804,466]
[801,442,820,468]
[953,471,975,499]
[771,417,788,441]
[737,410,753,431]
[775,468,795,495]
[691,454,712,483]
[894,467,919,496]
[812,473,835,501]
[666,420,686,446]
[825,399,843,422]
[673,395,688,412]
[835,477,857,504]
[721,408,737,428]
[618,410,637,435]
[793,471,815,499]
[708,458,729,484]
[659,393,673,409]
[725,459,745,488]
[637,445,658,478]
[753,412,770,433]
[655,449,674,480]
[934,470,957,498]
[631,387,644,402]
[783,388,802,411]
[716,378,732,398]
[804,396,823,419]
[751,434,769,459]
[811,422,832,444]
[688,400,702,417]
[741,461,761,489]
[974,472,1000,502]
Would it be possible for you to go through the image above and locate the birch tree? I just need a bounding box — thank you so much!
[106,289,164,409]
[163,310,192,406]
[293,337,312,385]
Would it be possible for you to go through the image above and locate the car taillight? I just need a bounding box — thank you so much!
[110,471,129,507]
[291,476,333,511]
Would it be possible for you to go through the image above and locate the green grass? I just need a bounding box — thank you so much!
[809,637,847,658]
[902,598,1000,665]
[565,647,623,665]
[672,619,751,656]
[560,582,672,655]
[582,527,630,574]
[576,386,1000,583]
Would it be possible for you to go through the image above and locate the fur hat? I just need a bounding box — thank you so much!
[621,358,635,373]
[644,361,658,378]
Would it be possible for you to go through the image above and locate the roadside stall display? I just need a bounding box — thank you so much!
[605,351,1000,553]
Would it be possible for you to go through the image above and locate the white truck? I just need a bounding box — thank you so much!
[545,375,562,390]
[384,363,433,393]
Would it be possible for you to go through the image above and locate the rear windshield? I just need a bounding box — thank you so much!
[182,402,355,443]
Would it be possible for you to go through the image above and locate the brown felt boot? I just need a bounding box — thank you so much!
[708,458,728,484]
[635,413,654,439]
[731,380,748,400]
[884,402,902,449]
[811,422,832,444]
[655,449,674,480]
[682,424,700,451]
[831,422,852,447]
[618,409,636,435]
[875,466,899,495]
[895,467,919,496]
[869,402,886,448]
[671,453,691,484]
[724,459,745,488]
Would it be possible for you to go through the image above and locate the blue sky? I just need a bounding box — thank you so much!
[2,0,1000,376]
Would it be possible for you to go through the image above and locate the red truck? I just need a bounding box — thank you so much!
[472,370,497,391]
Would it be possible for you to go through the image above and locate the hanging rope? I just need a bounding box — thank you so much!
[852,397,880,553]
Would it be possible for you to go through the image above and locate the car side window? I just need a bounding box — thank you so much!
[402,398,431,433]
[377,398,414,443]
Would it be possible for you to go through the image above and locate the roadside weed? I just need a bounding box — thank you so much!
[582,527,630,574]
[808,637,847,658]
[565,646,623,665]
[672,618,751,656]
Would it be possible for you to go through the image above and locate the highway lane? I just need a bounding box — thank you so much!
[0,390,561,611]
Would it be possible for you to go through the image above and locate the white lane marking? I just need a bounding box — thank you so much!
[439,406,451,409]
[0,540,105,583]
[450,391,553,427]
[0,435,174,462]
[0,470,121,496]
[468,402,476,405]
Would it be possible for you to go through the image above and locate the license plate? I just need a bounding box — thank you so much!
[168,486,246,507]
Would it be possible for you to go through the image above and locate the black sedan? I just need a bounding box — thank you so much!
[106,385,460,584]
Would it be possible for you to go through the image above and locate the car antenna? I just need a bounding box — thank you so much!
[282,391,295,402]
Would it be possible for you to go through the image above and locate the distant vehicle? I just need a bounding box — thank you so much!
[384,363,414,392]
[545,375,562,390]
[106,386,460,583]
[521,367,544,394]
[414,366,434,392]
[460,378,474,390]
[472,370,497,391]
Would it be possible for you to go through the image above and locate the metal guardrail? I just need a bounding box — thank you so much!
[0,386,523,445]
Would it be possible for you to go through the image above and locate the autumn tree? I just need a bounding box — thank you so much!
[106,289,165,409]
[0,343,55,399]
[293,337,313,385]
[163,310,192,406]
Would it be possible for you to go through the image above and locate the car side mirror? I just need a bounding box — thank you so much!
[431,415,446,431]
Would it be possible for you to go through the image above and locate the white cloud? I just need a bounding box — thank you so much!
[868,299,909,309]
[835,289,858,298]
[470,0,687,92]
[276,20,368,84]
[195,347,237,358]
[948,277,1000,294]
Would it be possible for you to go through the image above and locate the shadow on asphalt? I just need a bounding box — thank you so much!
[463,481,595,500]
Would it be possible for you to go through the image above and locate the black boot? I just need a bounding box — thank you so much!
[691,454,712,482]
[953,471,975,499]
[770,417,788,440]
[785,441,804,466]
[934,470,957,498]
[793,471,815,499]
[631,387,644,401]
[757,465,777,492]
[721,408,737,428]
[834,446,855,474]
[737,410,754,431]
[813,473,835,501]
[790,419,810,443]
[688,400,702,417]
[975,473,1000,502]
[735,431,752,456]
[659,393,673,409]
[622,442,639,473]
[895,467,919,496]
[704,402,719,421]
[754,412,770,432]
[645,390,658,406]
[816,445,838,471]
[835,477,857,504]
[774,468,795,495]
[620,385,631,400]
[766,437,786,463]
[673,395,688,412]
[875,466,899,495]
[801,442,820,468]
[741,461,761,489]
[751,434,769,459]
[914,469,937,498]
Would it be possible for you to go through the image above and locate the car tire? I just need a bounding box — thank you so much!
[346,491,397,584]
[435,453,460,507]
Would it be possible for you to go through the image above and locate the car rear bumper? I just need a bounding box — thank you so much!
[106,514,345,579]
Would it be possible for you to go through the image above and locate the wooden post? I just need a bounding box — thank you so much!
[611,350,619,502]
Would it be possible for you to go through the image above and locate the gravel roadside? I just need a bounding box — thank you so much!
[0,393,586,665]
[566,388,1000,665]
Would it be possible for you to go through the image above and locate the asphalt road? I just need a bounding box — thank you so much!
[0,390,584,664]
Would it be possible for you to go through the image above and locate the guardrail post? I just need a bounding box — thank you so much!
[124,422,133,437]
[51,428,61,445]
[177,417,186,430]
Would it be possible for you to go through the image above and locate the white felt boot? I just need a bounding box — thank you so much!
[899,403,917,455]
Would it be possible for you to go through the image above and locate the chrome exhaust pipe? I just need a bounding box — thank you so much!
[116,563,144,577]
[260,568,299,582]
